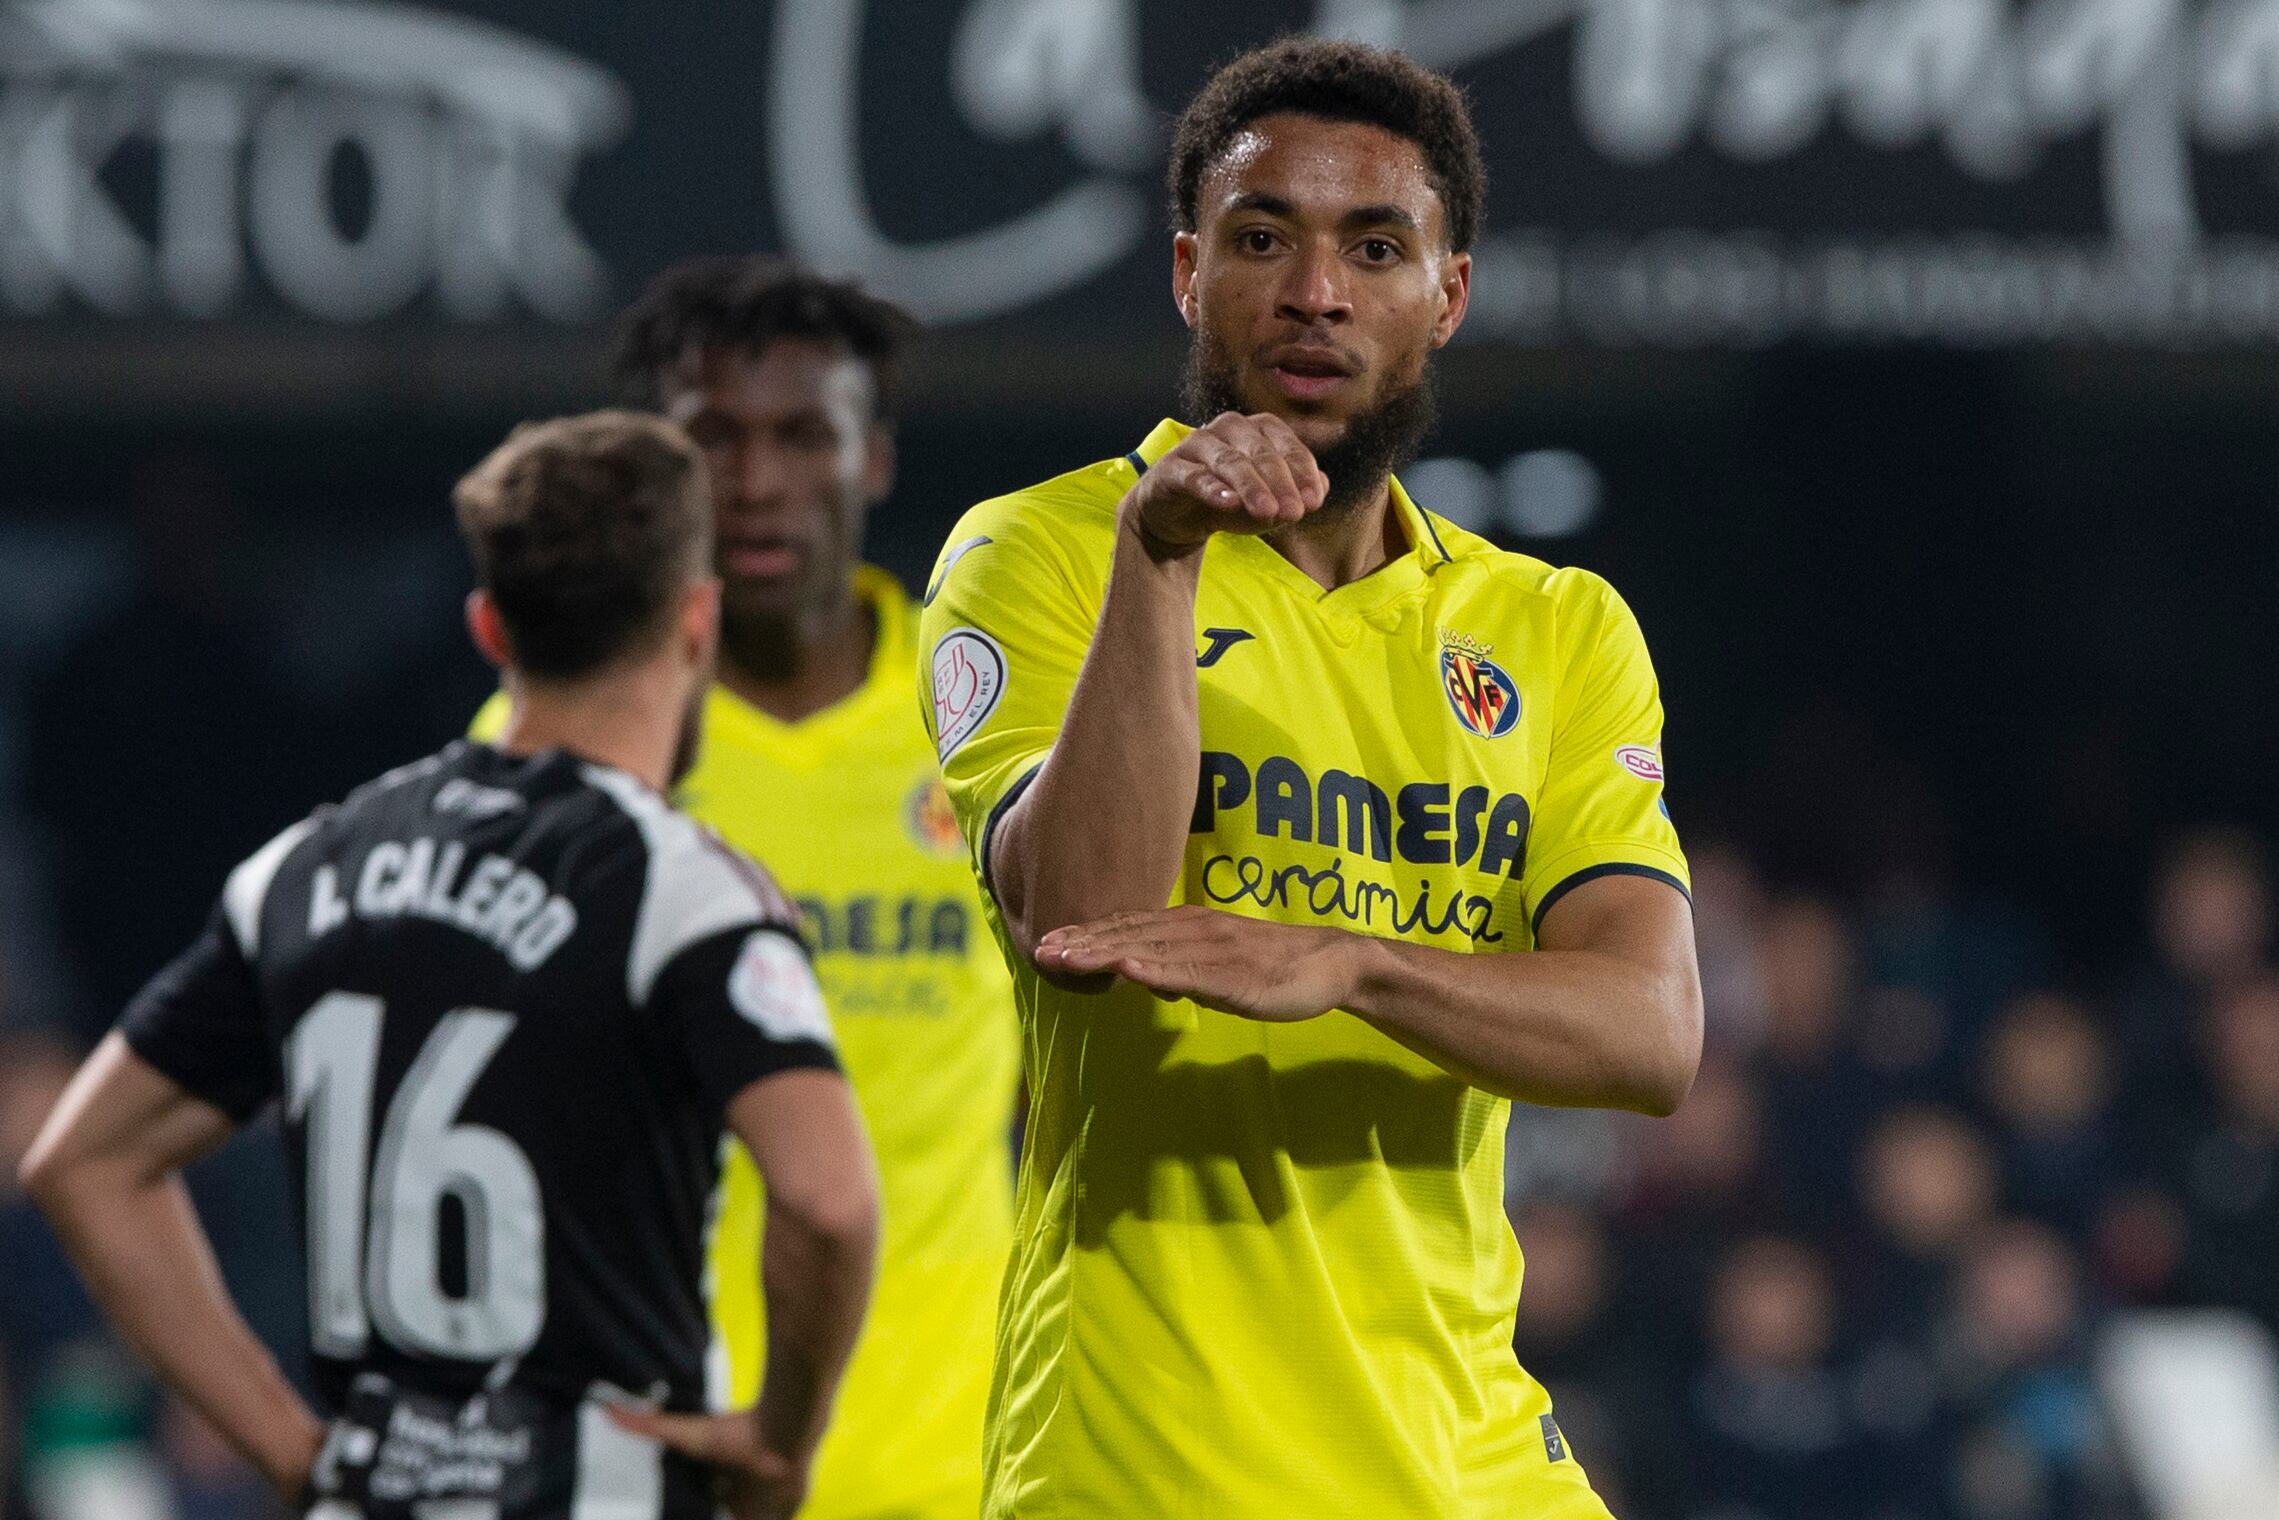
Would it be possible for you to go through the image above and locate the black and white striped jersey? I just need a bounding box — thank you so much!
[119,740,840,1518]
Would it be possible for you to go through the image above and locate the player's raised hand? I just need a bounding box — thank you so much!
[607,1406,807,1520]
[1036,905,1360,1021]
[1124,412,1330,555]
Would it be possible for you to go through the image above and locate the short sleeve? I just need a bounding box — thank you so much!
[118,903,278,1122]
[653,924,841,1114]
[916,501,1105,893]
[1519,575,1691,938]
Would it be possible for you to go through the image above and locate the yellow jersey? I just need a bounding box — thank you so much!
[918,421,1688,1519]
[479,566,1018,1520]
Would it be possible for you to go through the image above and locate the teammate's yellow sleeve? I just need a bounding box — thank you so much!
[1517,571,1691,936]
[468,691,508,743]
[917,496,1106,867]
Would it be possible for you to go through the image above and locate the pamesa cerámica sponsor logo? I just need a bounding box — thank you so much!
[1191,751,1534,879]
[0,0,626,320]
[1187,749,1527,945]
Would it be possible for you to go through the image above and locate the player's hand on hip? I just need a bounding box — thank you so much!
[1037,905,1360,1021]
[606,1406,807,1520]
[263,1411,326,1511]
[1123,412,1328,556]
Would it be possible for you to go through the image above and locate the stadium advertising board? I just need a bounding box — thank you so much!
[5,0,2279,349]
[0,0,627,322]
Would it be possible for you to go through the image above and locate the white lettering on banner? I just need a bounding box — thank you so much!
[768,0,1148,325]
[1419,0,2279,238]
[775,0,2279,342]
[950,0,1154,172]
[1463,228,2279,346]
[0,0,628,320]
[11,1,2279,341]
[1563,0,2220,243]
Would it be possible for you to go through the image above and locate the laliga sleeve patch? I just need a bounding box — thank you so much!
[727,931,834,1047]
[1613,744,1665,782]
[931,628,1007,761]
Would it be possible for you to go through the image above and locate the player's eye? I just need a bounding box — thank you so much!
[1356,238,1399,264]
[1237,227,1279,254]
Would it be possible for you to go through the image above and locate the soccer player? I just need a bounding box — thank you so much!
[477,260,1020,1520]
[21,413,880,1519]
[919,40,1704,1519]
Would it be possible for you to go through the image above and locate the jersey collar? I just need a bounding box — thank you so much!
[854,562,914,678]
[702,564,914,762]
[1127,418,1456,571]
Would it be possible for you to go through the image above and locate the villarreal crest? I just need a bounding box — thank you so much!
[1439,630,1521,739]
[905,773,966,859]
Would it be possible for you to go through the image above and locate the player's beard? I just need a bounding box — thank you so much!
[714,534,859,686]
[1181,329,1438,519]
[718,602,804,683]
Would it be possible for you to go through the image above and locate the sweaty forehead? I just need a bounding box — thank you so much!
[1199,113,1443,234]
[662,338,876,424]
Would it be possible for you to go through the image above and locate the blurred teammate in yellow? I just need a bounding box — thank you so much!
[921,41,1703,1518]
[480,259,1017,1520]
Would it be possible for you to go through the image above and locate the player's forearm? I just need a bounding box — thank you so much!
[993,511,1204,959]
[752,1193,878,1462]
[1342,936,1701,1114]
[26,1162,322,1497]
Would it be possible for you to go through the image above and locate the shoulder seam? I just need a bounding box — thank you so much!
[341,750,449,810]
[580,764,780,1006]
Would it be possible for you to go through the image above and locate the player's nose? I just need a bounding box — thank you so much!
[1275,242,1352,327]
[719,440,792,515]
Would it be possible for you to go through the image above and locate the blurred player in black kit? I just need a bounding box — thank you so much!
[20,411,880,1520]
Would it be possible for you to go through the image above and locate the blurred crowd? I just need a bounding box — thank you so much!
[2,459,2276,1520]
[0,454,479,1520]
[1502,829,2279,1520]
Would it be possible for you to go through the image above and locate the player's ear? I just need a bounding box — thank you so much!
[863,425,895,504]
[679,576,721,668]
[1430,249,1471,349]
[466,590,513,670]
[1173,232,1200,329]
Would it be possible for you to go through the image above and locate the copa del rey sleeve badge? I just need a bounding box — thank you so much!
[931,628,1007,761]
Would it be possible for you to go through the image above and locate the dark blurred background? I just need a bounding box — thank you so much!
[3,3,2277,1518]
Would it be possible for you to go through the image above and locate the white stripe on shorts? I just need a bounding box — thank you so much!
[572,1400,664,1520]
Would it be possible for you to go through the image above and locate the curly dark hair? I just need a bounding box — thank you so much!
[611,256,920,421]
[1168,39,1485,252]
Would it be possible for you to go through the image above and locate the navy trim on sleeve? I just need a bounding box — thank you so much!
[1124,449,1149,476]
[1530,863,1692,938]
[978,763,1045,904]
